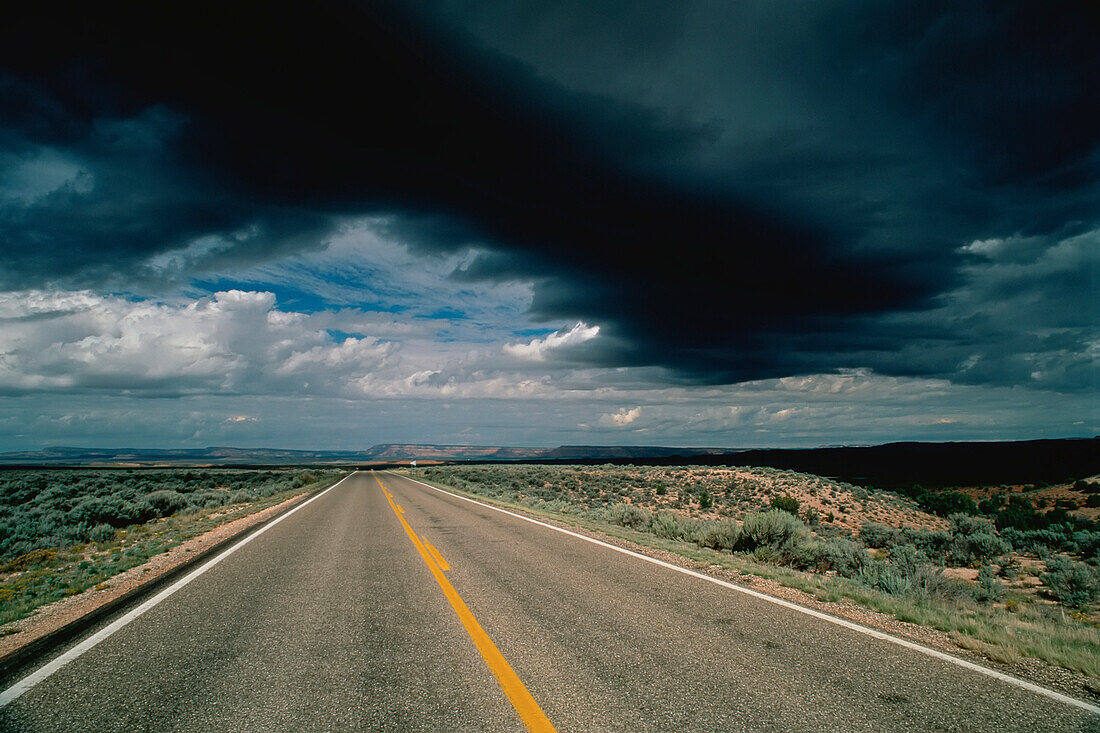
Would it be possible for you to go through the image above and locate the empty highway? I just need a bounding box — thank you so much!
[1,471,1095,732]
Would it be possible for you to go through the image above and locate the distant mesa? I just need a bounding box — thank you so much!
[0,439,1095,489]
[0,443,730,465]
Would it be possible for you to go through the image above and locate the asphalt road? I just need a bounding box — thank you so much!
[1,471,1096,732]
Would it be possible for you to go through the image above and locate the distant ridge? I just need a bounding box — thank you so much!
[0,443,725,465]
[0,446,371,464]
[1,439,1096,487]
[350,444,726,461]
[722,438,1100,488]
[543,445,725,459]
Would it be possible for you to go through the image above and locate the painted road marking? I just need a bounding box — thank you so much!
[377,475,555,733]
[424,539,451,571]
[0,472,357,709]
[390,471,1100,716]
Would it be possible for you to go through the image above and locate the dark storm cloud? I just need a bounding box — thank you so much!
[845,2,1099,189]
[0,1,1096,388]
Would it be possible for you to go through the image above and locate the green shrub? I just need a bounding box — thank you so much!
[771,494,800,515]
[889,543,923,577]
[856,550,965,601]
[949,513,995,536]
[859,559,913,596]
[649,511,691,541]
[0,468,341,564]
[146,490,189,517]
[1076,531,1100,560]
[973,564,1003,602]
[752,545,779,563]
[607,503,651,531]
[978,494,1007,515]
[816,537,869,576]
[947,531,1010,567]
[912,566,970,601]
[860,521,902,549]
[89,524,116,544]
[68,496,153,528]
[779,538,821,569]
[698,490,713,510]
[902,528,950,560]
[917,491,978,517]
[861,545,920,596]
[696,520,740,551]
[994,495,1043,530]
[1074,479,1100,494]
[293,471,318,488]
[537,498,576,515]
[739,510,808,550]
[969,532,1010,560]
[1041,556,1100,608]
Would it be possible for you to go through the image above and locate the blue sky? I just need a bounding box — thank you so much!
[0,2,1096,450]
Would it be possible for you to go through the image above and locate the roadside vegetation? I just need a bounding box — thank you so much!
[0,468,344,626]
[410,464,1100,683]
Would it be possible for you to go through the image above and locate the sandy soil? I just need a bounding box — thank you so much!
[557,464,950,533]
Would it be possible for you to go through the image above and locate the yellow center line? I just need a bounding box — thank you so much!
[376,475,556,733]
[423,539,451,571]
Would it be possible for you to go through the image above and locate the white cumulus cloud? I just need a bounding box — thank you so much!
[600,406,642,427]
[503,322,599,361]
[0,289,391,396]
[0,289,610,403]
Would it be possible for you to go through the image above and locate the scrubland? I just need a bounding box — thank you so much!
[0,468,344,626]
[412,463,1100,684]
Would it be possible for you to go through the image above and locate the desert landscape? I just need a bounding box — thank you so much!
[412,463,1100,685]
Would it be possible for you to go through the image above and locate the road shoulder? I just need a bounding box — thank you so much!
[0,475,346,679]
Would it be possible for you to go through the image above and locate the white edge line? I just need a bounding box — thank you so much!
[389,471,1100,715]
[0,472,356,708]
